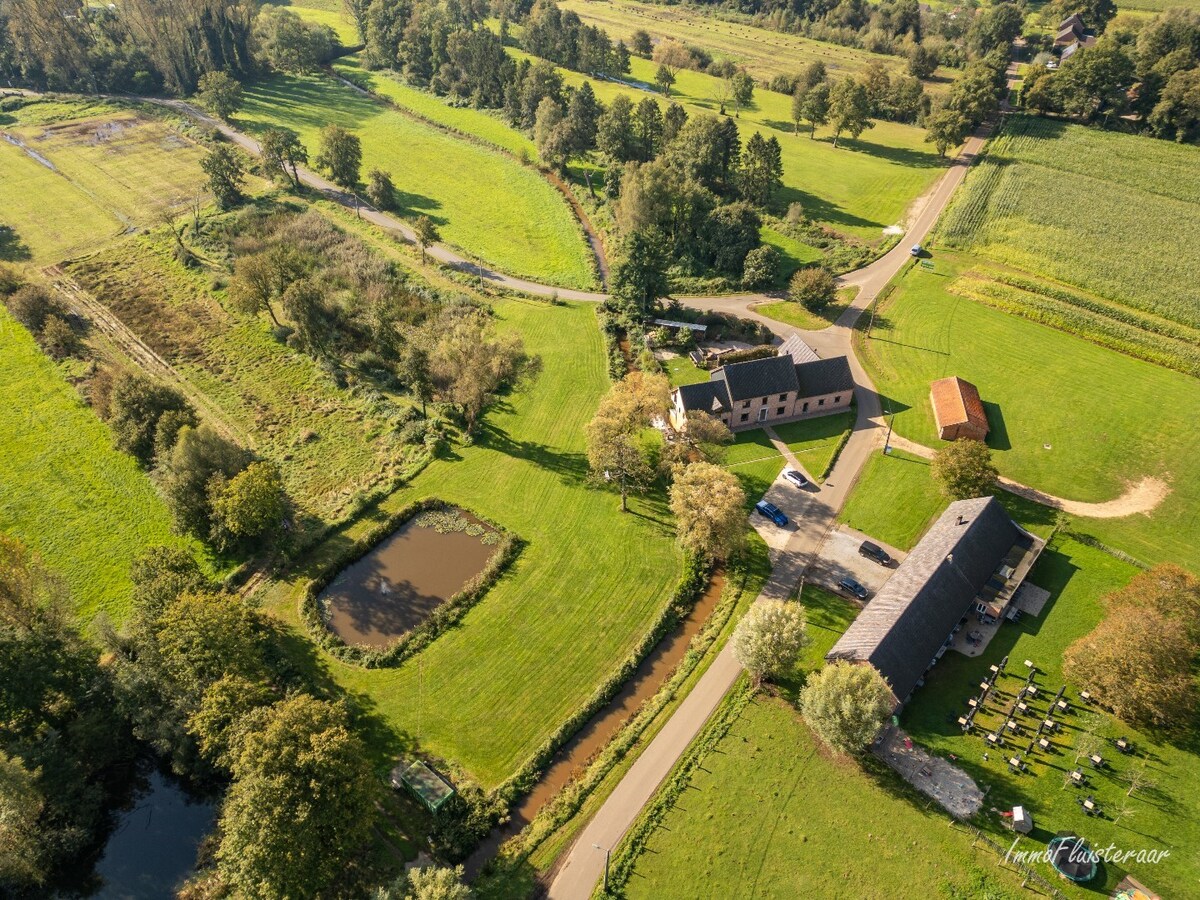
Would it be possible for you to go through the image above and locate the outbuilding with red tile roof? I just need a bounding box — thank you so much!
[930,376,989,442]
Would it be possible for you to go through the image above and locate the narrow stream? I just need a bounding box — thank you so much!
[465,572,727,876]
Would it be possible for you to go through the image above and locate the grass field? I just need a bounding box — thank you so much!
[937,115,1200,331]
[721,412,852,499]
[234,73,598,290]
[0,99,212,264]
[617,587,1030,899]
[260,299,682,788]
[856,255,1200,570]
[284,0,360,44]
[756,285,860,330]
[0,309,196,621]
[557,0,952,87]
[904,537,1200,897]
[662,353,709,386]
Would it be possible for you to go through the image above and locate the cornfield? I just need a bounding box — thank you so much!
[938,116,1200,331]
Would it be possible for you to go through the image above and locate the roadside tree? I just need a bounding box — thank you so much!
[789,266,837,312]
[732,599,810,684]
[800,661,894,754]
[931,439,998,500]
[196,71,243,120]
[670,462,746,560]
[200,145,246,209]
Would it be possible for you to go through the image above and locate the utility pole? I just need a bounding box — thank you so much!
[593,843,610,893]
[884,406,894,454]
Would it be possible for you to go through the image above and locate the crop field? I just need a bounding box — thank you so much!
[0,98,212,264]
[260,299,682,788]
[0,309,196,622]
[905,538,1200,897]
[66,226,425,524]
[557,0,950,87]
[235,73,598,289]
[614,589,1029,900]
[857,255,1200,570]
[937,115,1200,331]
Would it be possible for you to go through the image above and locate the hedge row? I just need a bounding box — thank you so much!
[298,497,522,669]
[480,555,757,885]
[596,307,629,379]
[820,415,855,482]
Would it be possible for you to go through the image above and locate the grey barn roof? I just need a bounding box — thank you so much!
[826,497,1033,704]
[796,356,854,397]
[721,354,800,400]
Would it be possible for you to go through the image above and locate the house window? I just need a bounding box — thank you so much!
[761,397,768,403]
[778,394,787,401]
[742,401,750,410]
[776,406,786,415]
[818,398,825,406]
[834,395,841,403]
[802,402,809,412]
[739,413,749,423]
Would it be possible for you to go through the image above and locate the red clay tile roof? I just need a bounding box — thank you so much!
[930,376,988,432]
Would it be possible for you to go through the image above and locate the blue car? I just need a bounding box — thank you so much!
[754,500,789,527]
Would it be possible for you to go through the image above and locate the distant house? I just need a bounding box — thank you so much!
[826,497,1046,707]
[1060,35,1096,61]
[930,376,989,442]
[670,339,853,432]
[1055,13,1086,46]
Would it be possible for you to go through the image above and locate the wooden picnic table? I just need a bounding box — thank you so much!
[1038,737,1051,751]
[1070,769,1084,783]
[1017,701,1029,714]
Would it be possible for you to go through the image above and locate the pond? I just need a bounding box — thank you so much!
[320,510,500,648]
[89,766,215,899]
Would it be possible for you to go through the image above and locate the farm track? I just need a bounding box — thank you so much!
[42,264,253,449]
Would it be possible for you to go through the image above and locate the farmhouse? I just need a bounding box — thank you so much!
[669,342,854,432]
[826,497,1045,707]
[930,376,989,442]
[1055,13,1086,46]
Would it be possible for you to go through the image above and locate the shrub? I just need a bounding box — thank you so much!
[0,263,23,296]
[800,661,894,754]
[742,245,780,289]
[789,266,837,312]
[931,438,998,500]
[106,371,196,466]
[5,283,64,333]
[39,314,82,359]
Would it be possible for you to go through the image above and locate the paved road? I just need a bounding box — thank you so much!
[546,129,989,900]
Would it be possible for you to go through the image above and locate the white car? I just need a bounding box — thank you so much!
[783,469,809,488]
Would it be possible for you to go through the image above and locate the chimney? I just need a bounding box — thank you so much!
[956,515,965,526]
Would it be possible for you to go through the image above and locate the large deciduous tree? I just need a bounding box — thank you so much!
[586,372,669,511]
[789,266,837,312]
[670,462,747,561]
[200,145,246,210]
[196,71,243,121]
[315,125,363,194]
[931,439,998,500]
[259,128,307,187]
[800,661,894,754]
[731,600,810,684]
[427,308,527,434]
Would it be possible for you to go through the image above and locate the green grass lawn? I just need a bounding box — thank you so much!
[0,99,213,265]
[617,587,1029,899]
[903,537,1200,897]
[0,310,196,621]
[937,115,1200,331]
[233,73,598,290]
[773,411,852,479]
[261,299,682,788]
[756,285,859,331]
[857,255,1200,570]
[284,0,360,44]
[662,353,708,386]
[760,224,824,280]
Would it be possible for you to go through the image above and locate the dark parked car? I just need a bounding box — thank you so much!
[783,469,809,488]
[858,540,893,567]
[754,500,789,527]
[838,577,870,601]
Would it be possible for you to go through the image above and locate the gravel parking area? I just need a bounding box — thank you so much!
[810,525,906,600]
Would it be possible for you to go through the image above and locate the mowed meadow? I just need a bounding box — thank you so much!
[233,73,599,290]
[263,299,684,788]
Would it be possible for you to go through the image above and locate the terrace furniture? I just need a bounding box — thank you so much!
[968,698,979,709]
[1024,659,1034,669]
[1080,690,1092,702]
[1082,796,1098,815]
[987,733,1001,745]
[958,716,971,730]
[1005,720,1020,733]
[980,681,991,692]
[1038,737,1052,751]
[1056,699,1070,713]
[1070,769,1085,785]
[990,664,1000,675]
[1009,756,1024,772]
[1043,718,1057,732]
[1116,737,1131,754]
[1017,701,1029,714]
[1090,754,1104,768]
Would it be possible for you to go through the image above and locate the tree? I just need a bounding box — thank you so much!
[655,63,677,96]
[789,266,837,312]
[315,125,363,194]
[597,93,637,162]
[670,462,747,561]
[281,276,331,355]
[1063,565,1200,731]
[260,128,307,187]
[908,43,940,79]
[209,461,287,550]
[200,144,246,209]
[106,371,196,466]
[374,866,473,900]
[631,29,653,58]
[931,439,998,500]
[366,168,396,210]
[828,78,873,148]
[730,69,755,115]
[40,314,80,359]
[632,96,664,161]
[0,751,44,887]
[534,96,571,170]
[196,71,243,121]
[160,424,252,539]
[586,372,669,511]
[254,6,336,75]
[800,661,894,754]
[800,81,831,138]
[217,695,379,898]
[731,600,809,685]
[924,107,969,157]
[414,215,441,264]
[666,410,734,467]
[742,245,780,289]
[427,308,527,433]
[663,101,688,143]
[229,246,310,326]
[130,545,210,617]
[5,283,64,334]
[739,132,783,206]
[566,81,602,156]
[610,228,670,316]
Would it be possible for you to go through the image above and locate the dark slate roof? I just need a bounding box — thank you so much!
[720,354,800,401]
[826,497,1026,704]
[795,356,854,397]
[676,379,731,415]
